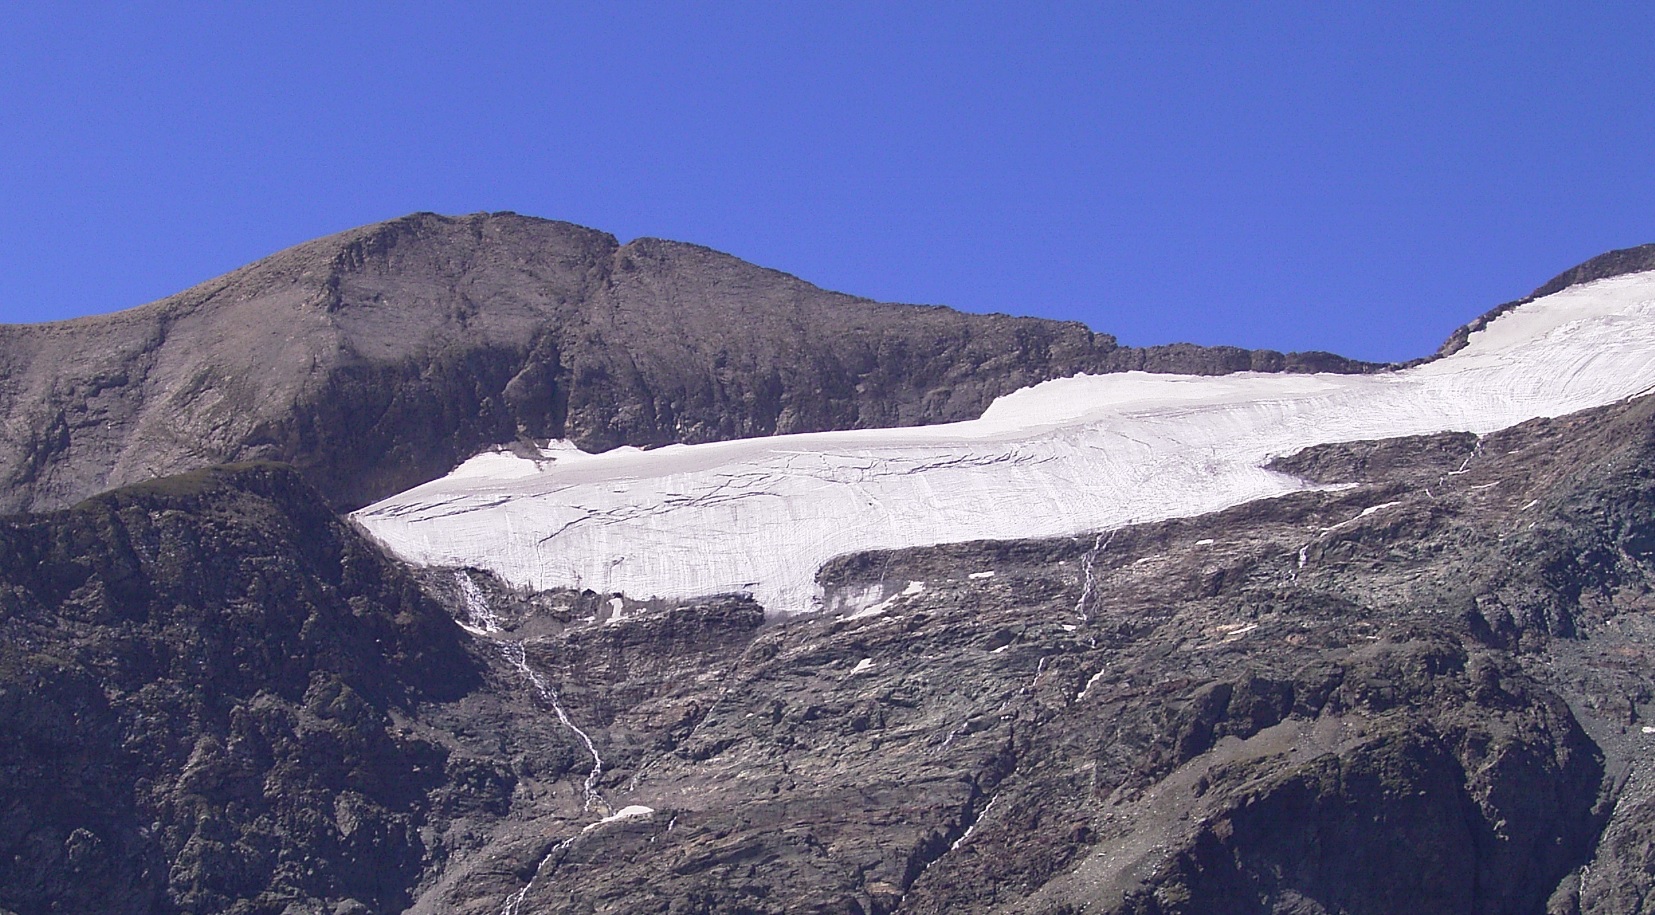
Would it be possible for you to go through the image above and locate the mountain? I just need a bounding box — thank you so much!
[4,218,1655,915]
[0,212,1371,517]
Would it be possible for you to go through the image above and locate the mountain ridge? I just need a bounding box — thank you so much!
[1,211,1378,517]
[355,265,1655,614]
[1430,241,1655,359]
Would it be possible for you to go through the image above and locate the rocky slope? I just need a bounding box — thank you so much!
[0,212,1371,516]
[4,375,1654,914]
[0,464,486,914]
[388,391,1655,915]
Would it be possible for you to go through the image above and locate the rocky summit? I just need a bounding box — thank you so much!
[2,218,1655,915]
[0,212,1369,517]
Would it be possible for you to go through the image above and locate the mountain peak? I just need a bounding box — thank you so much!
[0,213,1372,516]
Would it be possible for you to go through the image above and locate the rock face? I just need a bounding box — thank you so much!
[6,387,1655,914]
[401,392,1655,915]
[0,212,1372,516]
[0,464,481,914]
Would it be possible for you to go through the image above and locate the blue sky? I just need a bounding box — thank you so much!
[2,3,1653,361]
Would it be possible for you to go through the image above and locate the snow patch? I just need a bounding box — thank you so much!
[588,805,655,829]
[847,581,925,620]
[1322,501,1402,535]
[824,582,887,616]
[1076,665,1110,702]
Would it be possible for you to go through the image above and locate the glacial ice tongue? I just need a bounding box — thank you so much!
[355,271,1655,614]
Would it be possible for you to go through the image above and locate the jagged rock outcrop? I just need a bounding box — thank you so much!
[0,212,1372,515]
[0,464,482,914]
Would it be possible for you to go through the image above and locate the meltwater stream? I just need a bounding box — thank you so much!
[452,573,613,915]
[455,573,606,812]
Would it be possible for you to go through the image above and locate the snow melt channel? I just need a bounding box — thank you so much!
[357,272,1655,614]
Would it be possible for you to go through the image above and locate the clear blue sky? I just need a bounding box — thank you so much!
[3,3,1653,361]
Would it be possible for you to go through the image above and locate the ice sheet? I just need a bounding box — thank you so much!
[356,272,1655,613]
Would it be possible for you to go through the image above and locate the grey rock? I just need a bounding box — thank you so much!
[6,394,1655,914]
[0,212,1372,516]
[0,464,478,914]
[455,393,1655,914]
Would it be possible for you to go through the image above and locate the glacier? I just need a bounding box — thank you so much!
[355,271,1655,614]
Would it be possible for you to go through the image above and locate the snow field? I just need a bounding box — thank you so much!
[356,272,1655,614]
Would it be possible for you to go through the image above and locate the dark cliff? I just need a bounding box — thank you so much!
[0,464,481,914]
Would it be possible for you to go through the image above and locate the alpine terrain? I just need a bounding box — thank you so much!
[3,212,1655,915]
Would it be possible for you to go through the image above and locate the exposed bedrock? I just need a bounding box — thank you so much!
[392,392,1655,914]
[0,464,480,914]
[5,392,1655,914]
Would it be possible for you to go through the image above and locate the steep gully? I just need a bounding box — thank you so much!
[452,571,644,915]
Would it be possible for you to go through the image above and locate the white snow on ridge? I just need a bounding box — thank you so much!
[355,272,1655,614]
